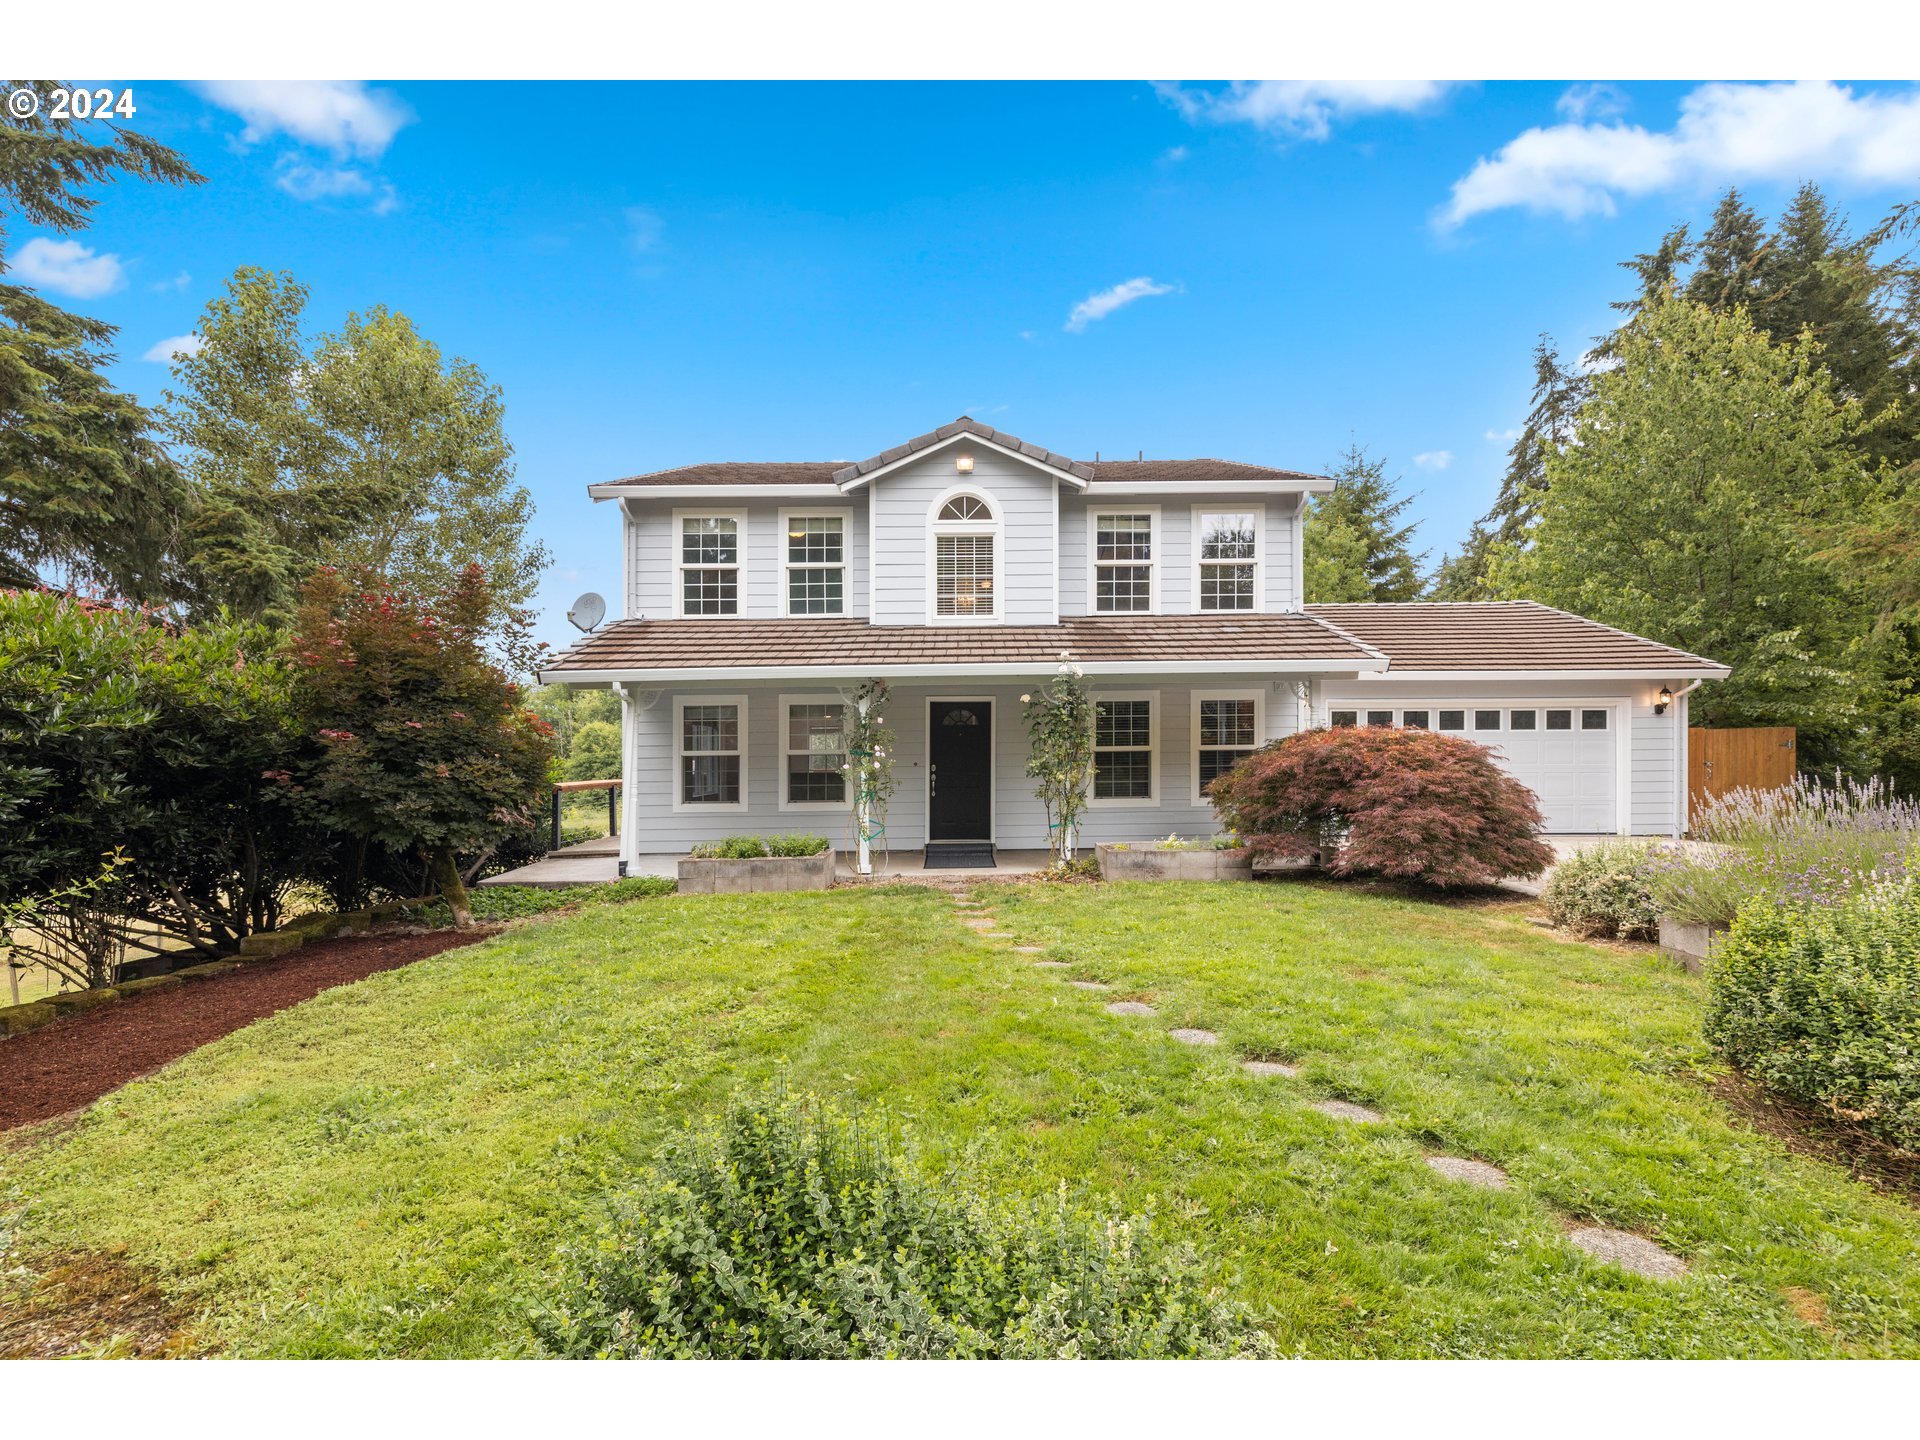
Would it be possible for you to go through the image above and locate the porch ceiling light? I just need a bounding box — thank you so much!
[955,453,974,474]
[1654,685,1674,716]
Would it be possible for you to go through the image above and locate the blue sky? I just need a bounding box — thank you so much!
[16,79,1920,652]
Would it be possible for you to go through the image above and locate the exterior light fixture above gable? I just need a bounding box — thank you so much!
[955,453,974,474]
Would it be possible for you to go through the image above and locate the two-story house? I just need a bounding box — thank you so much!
[541,417,1728,870]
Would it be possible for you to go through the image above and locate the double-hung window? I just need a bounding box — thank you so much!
[1092,511,1156,613]
[678,512,743,616]
[931,492,998,621]
[1195,508,1261,612]
[675,697,745,809]
[782,698,848,809]
[1091,694,1156,803]
[783,513,846,615]
[1193,690,1263,802]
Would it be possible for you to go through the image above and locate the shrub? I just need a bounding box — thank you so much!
[688,834,829,859]
[535,1089,1275,1359]
[1206,727,1554,887]
[1541,841,1663,939]
[1705,882,1920,1149]
[1652,775,1920,926]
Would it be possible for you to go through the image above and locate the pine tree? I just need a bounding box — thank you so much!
[1683,189,1769,314]
[1303,444,1426,603]
[1432,337,1587,599]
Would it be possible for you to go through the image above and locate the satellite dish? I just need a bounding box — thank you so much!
[567,592,606,633]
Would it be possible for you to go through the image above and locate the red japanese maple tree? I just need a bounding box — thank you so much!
[1206,726,1554,887]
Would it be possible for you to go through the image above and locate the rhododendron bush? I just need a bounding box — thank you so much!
[286,565,554,925]
[1205,726,1553,887]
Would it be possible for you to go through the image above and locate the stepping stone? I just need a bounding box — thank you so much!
[1241,1059,1299,1078]
[1169,1028,1218,1046]
[1567,1227,1687,1279]
[1032,960,1070,968]
[1312,1099,1384,1124]
[1106,1001,1156,1017]
[1426,1156,1510,1190]
[1013,945,1044,953]
[1068,979,1109,990]
[962,918,997,930]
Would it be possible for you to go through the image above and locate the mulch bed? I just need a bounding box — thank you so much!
[0,926,495,1133]
[1709,1071,1920,1207]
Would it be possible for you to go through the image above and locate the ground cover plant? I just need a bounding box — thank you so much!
[686,834,830,859]
[1705,881,1920,1151]
[7,881,1920,1357]
[1207,726,1553,886]
[1653,776,1920,927]
[537,1087,1272,1358]
[1542,841,1663,939]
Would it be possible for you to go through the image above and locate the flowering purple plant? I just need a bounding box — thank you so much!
[1651,774,1920,925]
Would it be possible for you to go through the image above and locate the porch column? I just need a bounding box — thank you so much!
[616,683,641,875]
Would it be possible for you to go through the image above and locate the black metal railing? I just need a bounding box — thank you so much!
[552,778,621,853]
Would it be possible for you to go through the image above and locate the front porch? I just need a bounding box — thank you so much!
[480,836,1058,889]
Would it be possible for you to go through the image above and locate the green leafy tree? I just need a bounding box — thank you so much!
[286,564,555,926]
[1493,294,1870,763]
[1021,665,1095,862]
[565,719,621,782]
[0,80,200,598]
[168,268,550,630]
[1302,444,1425,602]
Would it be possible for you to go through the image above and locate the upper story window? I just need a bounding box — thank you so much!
[1195,508,1262,612]
[783,512,846,615]
[930,490,999,622]
[1093,510,1156,613]
[677,511,743,616]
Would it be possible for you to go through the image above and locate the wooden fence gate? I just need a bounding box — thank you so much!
[1688,725,1797,821]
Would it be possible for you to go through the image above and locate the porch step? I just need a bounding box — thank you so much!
[923,842,997,870]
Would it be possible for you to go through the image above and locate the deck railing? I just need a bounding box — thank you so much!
[552,778,621,853]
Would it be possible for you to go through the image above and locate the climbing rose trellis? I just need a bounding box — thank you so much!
[842,679,896,875]
[1022,662,1095,862]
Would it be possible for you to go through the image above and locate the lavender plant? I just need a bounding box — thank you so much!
[1651,775,1920,925]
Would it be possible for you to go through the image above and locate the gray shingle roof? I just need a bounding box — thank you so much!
[1305,602,1726,673]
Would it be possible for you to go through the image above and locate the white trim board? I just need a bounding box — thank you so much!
[542,658,1388,684]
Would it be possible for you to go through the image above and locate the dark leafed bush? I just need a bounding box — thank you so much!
[1705,884,1920,1150]
[1542,841,1663,939]
[1206,726,1554,887]
[535,1089,1274,1359]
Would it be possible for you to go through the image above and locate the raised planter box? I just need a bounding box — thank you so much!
[1657,917,1728,974]
[1096,843,1253,883]
[677,850,837,895]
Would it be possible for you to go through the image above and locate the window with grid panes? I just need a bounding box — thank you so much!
[680,516,740,615]
[784,515,844,615]
[1197,697,1258,790]
[1093,513,1153,612]
[1093,698,1153,799]
[785,702,846,804]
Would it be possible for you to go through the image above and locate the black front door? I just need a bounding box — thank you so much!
[928,701,992,842]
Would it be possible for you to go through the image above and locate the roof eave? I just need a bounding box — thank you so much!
[1364,666,1732,681]
[836,431,1092,492]
[1089,477,1335,496]
[539,657,1389,685]
[587,483,842,500]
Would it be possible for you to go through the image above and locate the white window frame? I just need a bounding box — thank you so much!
[1191,504,1265,614]
[673,508,748,619]
[1088,689,1160,808]
[1086,506,1161,616]
[671,693,748,813]
[778,693,852,813]
[925,486,1004,626]
[778,508,850,618]
[1190,688,1266,805]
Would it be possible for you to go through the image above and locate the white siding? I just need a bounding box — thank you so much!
[1059,493,1304,616]
[619,678,1307,850]
[622,497,864,620]
[868,450,1057,625]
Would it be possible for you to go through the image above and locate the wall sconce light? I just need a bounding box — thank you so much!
[1654,685,1674,716]
[955,453,974,474]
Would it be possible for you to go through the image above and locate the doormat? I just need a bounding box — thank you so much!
[924,843,997,869]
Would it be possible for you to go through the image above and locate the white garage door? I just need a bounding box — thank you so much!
[1328,704,1618,833]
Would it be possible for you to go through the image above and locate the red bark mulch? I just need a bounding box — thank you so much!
[0,926,496,1133]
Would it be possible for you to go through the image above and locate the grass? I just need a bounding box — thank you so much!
[5,879,1920,1357]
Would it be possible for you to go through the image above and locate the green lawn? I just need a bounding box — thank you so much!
[5,880,1919,1357]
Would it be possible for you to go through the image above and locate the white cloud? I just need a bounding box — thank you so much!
[1484,426,1522,443]
[274,159,373,202]
[1442,80,1920,227]
[625,206,665,253]
[1160,145,1190,163]
[142,333,205,364]
[150,269,192,292]
[7,237,125,299]
[1413,450,1453,471]
[1159,80,1450,140]
[195,80,413,159]
[1065,276,1176,333]
[1557,83,1628,123]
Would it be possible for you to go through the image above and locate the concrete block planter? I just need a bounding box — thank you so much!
[1657,917,1728,973]
[1096,842,1253,883]
[678,850,837,895]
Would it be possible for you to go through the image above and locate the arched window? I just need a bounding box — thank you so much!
[929,490,999,621]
